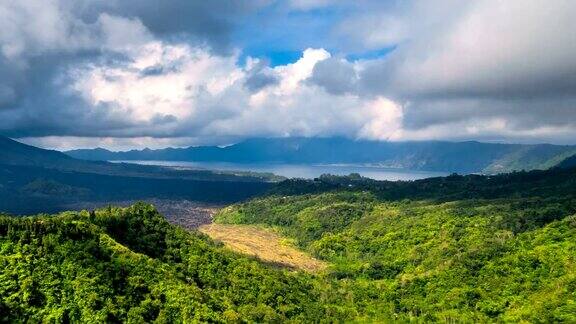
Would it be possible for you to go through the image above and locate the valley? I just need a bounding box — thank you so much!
[0,136,276,215]
[2,136,576,322]
[2,166,576,322]
[3,2,574,322]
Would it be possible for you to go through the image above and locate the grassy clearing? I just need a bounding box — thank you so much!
[199,223,327,272]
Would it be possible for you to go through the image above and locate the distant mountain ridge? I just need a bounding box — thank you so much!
[0,136,279,181]
[66,137,576,174]
[0,136,276,214]
[0,136,81,169]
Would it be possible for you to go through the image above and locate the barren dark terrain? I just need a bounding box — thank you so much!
[66,199,220,229]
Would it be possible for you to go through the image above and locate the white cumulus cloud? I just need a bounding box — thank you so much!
[66,43,403,146]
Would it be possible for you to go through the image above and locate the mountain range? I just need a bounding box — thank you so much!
[67,137,576,174]
[0,136,274,214]
[3,134,576,214]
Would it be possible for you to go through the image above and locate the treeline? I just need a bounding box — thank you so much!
[271,166,576,201]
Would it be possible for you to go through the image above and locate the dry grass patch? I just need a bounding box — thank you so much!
[199,223,327,272]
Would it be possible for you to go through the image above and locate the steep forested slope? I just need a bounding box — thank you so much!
[0,204,322,322]
[558,154,576,169]
[0,136,76,168]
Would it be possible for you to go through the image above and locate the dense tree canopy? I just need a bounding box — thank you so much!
[215,168,576,322]
[2,167,576,322]
[0,204,323,322]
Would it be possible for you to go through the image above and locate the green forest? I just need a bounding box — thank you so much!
[2,167,576,322]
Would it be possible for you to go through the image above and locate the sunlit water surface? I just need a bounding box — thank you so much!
[112,160,447,181]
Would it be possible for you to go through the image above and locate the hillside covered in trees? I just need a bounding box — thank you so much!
[0,204,322,322]
[213,168,576,322]
[2,166,576,322]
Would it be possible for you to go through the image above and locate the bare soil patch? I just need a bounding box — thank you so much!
[199,223,327,272]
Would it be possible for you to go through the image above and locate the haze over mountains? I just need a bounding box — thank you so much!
[3,134,576,215]
[67,137,576,174]
[0,136,274,214]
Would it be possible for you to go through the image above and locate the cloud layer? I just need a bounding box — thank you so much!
[315,0,576,143]
[69,46,402,141]
[1,0,575,149]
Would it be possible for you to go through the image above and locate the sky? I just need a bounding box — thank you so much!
[1,0,575,150]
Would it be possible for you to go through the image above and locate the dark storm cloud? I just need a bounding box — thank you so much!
[401,98,576,131]
[309,57,357,95]
[243,60,279,92]
[332,0,576,142]
[0,55,27,109]
[0,49,179,139]
[0,49,117,136]
[79,0,268,54]
[0,0,268,139]
[244,72,279,92]
[2,0,576,147]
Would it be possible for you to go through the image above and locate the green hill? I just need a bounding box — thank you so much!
[3,167,576,322]
[558,154,576,169]
[214,168,576,322]
[0,204,322,322]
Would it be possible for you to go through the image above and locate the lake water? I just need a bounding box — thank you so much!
[113,160,447,181]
